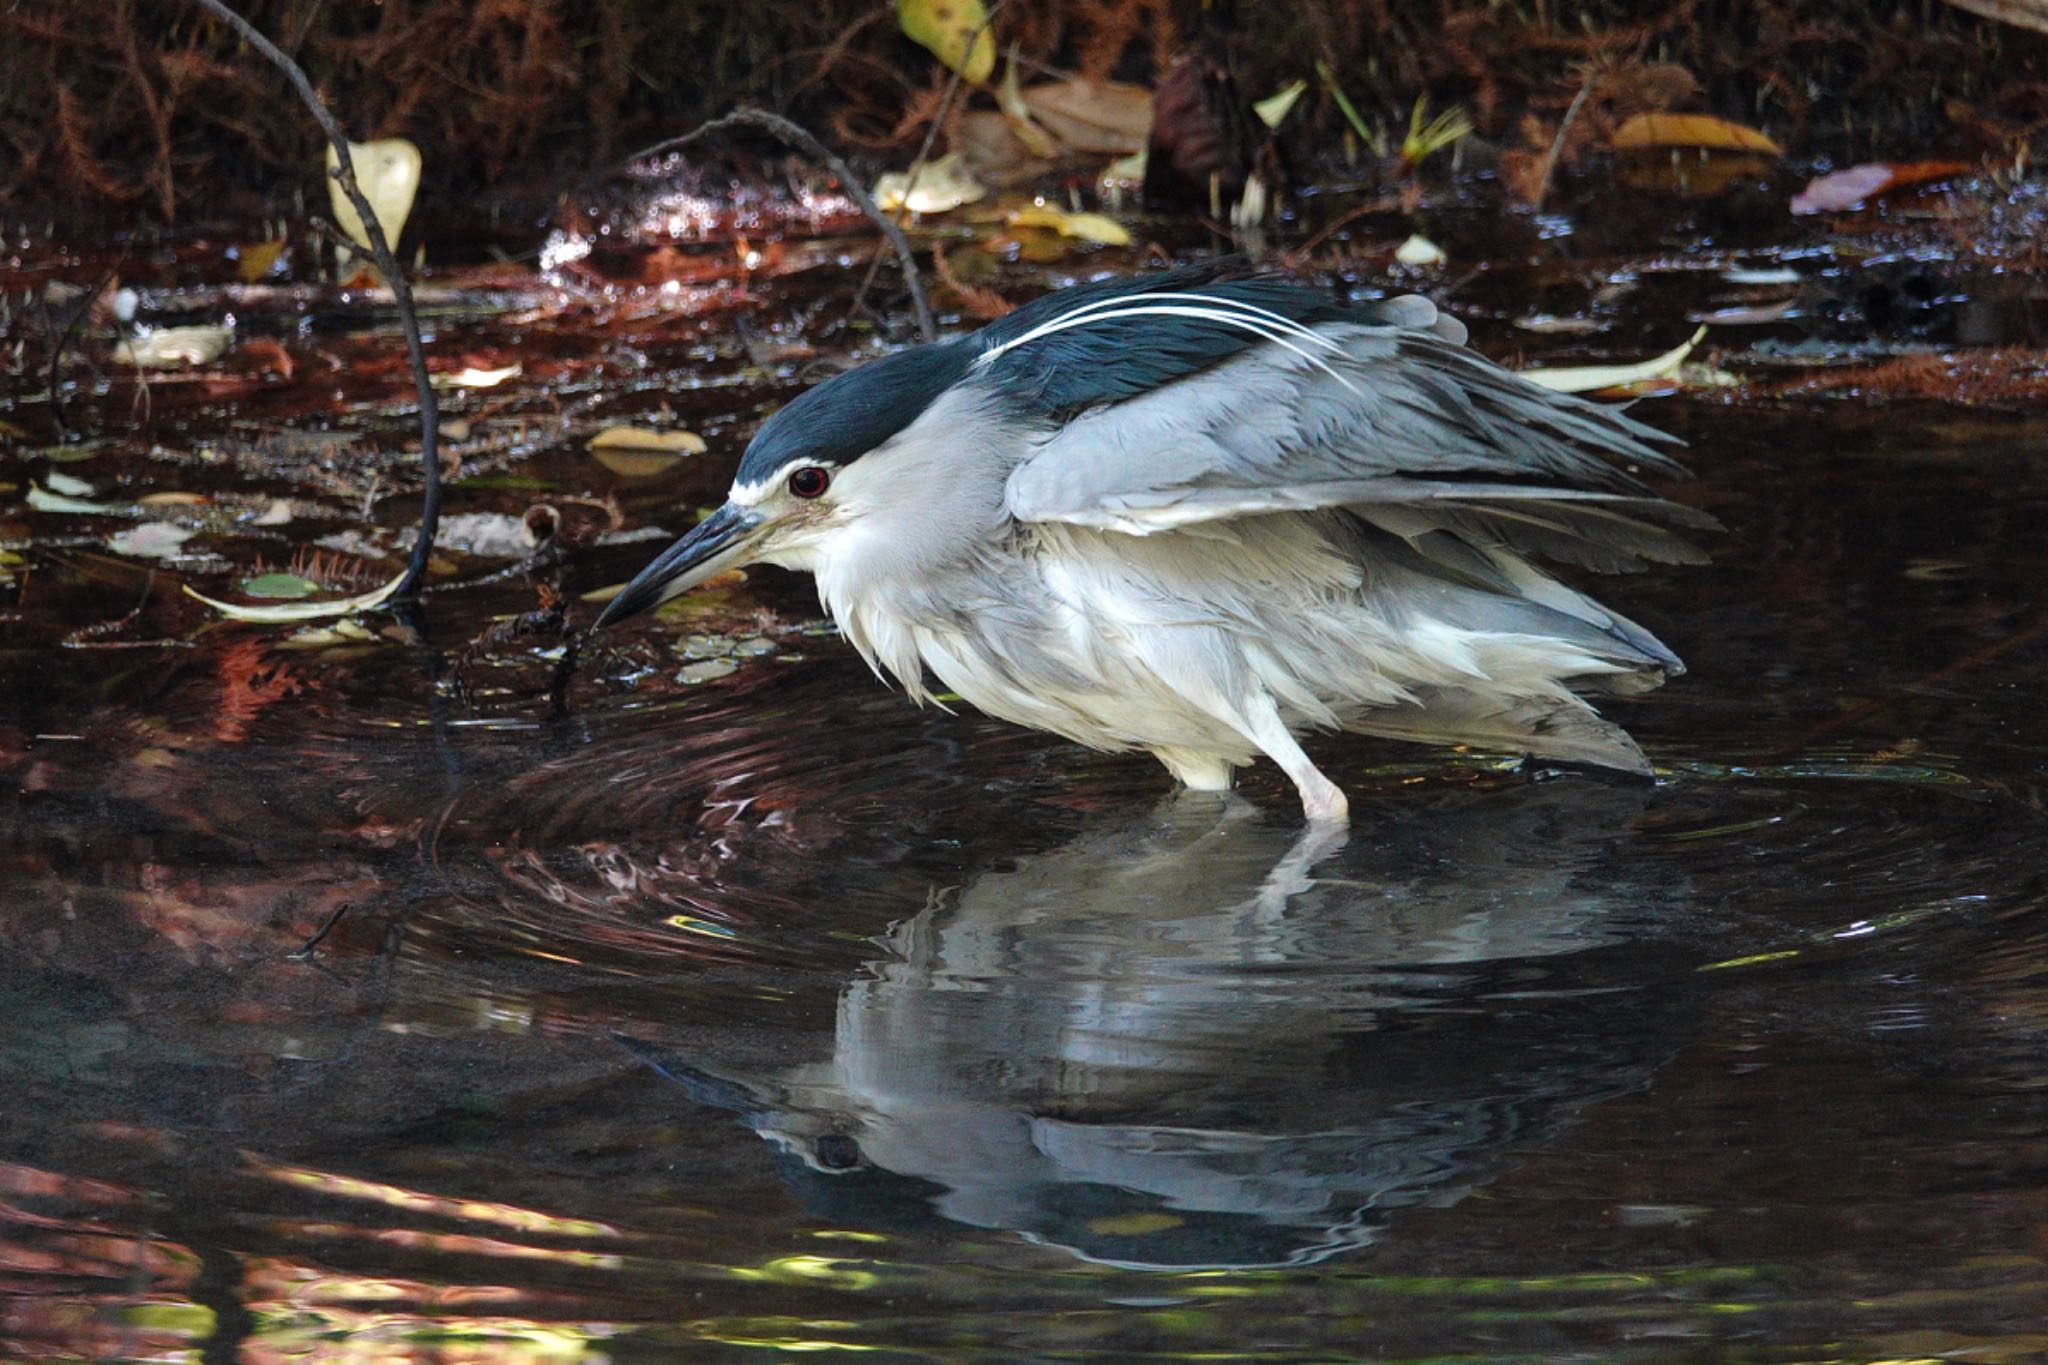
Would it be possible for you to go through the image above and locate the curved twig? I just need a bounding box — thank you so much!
[625,106,936,342]
[182,0,443,604]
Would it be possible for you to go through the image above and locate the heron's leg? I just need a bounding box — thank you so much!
[1150,746,1235,791]
[1237,701,1350,825]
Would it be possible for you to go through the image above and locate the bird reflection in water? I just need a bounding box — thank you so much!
[626,779,1699,1270]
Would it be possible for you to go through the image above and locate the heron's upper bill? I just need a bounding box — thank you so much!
[592,501,763,630]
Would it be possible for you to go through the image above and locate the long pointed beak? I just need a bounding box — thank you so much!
[593,501,763,630]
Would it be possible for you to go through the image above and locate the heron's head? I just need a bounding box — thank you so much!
[593,341,986,630]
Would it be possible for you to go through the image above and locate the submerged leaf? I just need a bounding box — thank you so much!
[1790,160,1974,215]
[238,573,322,600]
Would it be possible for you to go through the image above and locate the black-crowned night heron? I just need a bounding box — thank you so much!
[595,262,1711,823]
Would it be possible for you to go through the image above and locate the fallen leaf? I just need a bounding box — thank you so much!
[139,492,208,507]
[1394,233,1447,267]
[873,151,988,214]
[44,470,96,497]
[1518,327,1708,393]
[238,573,322,599]
[1007,203,1131,246]
[897,0,995,84]
[1020,78,1153,154]
[27,483,118,514]
[327,138,422,258]
[587,425,708,453]
[1611,113,1783,156]
[1790,160,1974,215]
[435,364,521,389]
[996,60,1062,159]
[1941,0,2048,34]
[108,523,197,559]
[1254,79,1309,129]
[185,568,406,622]
[234,238,287,283]
[277,617,381,647]
[113,325,232,367]
[1099,149,1147,192]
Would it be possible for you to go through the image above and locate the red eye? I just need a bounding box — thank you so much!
[787,466,830,499]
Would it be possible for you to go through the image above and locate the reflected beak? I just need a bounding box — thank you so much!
[593,501,764,630]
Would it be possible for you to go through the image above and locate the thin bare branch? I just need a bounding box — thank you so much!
[179,0,443,603]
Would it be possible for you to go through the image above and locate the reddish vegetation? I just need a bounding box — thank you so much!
[1762,348,2048,404]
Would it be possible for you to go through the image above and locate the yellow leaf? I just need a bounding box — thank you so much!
[897,0,995,84]
[326,138,423,255]
[234,238,286,283]
[1611,113,1783,156]
[1008,203,1132,246]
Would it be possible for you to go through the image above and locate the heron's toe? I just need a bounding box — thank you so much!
[1299,779,1350,826]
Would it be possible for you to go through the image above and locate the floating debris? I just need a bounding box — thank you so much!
[113,325,232,367]
[873,152,988,214]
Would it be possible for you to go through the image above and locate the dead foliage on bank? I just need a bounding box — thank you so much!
[5,0,2047,223]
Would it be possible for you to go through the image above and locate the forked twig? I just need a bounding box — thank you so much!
[181,0,443,603]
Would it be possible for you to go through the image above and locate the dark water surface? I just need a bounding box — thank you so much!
[6,303,2048,1357]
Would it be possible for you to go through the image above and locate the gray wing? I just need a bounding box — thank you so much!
[1000,295,1714,573]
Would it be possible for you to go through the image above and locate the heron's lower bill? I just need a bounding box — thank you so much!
[594,501,763,629]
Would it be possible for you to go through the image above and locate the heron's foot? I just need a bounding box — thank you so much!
[1297,776,1350,826]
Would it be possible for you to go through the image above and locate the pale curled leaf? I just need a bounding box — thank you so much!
[27,482,118,514]
[184,567,407,622]
[1518,328,1708,394]
[113,325,232,367]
